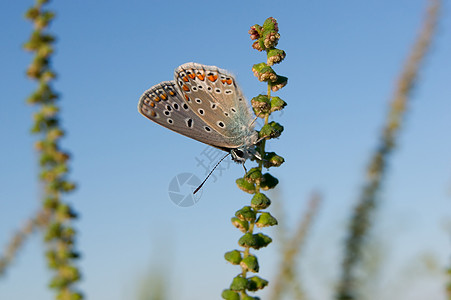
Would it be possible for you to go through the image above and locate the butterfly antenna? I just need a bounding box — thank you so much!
[250,116,259,126]
[194,152,231,194]
[250,110,265,127]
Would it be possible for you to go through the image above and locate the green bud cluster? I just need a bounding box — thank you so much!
[223,16,287,299]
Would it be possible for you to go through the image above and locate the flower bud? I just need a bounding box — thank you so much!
[231,217,249,233]
[259,122,283,139]
[258,66,277,82]
[224,250,242,265]
[245,167,262,183]
[240,255,259,273]
[251,95,270,116]
[267,49,286,66]
[235,206,256,222]
[263,30,280,49]
[251,193,271,210]
[248,24,262,40]
[252,40,265,51]
[263,152,285,168]
[222,289,240,300]
[230,276,248,291]
[269,75,288,92]
[238,233,272,249]
[252,62,267,77]
[255,212,278,228]
[236,178,256,194]
[260,173,279,190]
[270,96,287,112]
[263,17,279,32]
[247,276,268,291]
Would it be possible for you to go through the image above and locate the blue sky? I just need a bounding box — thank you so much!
[1,0,450,299]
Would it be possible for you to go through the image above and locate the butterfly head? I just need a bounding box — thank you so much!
[230,148,255,163]
[230,131,261,163]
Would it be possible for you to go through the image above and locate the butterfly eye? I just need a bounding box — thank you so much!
[234,149,244,158]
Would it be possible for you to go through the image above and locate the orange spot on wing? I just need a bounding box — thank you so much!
[188,73,196,79]
[149,102,155,107]
[182,84,190,91]
[154,96,160,102]
[221,79,226,84]
[197,74,205,81]
[160,93,167,100]
[184,94,190,101]
[226,79,232,85]
[182,76,189,82]
[208,75,218,82]
[169,91,175,96]
[150,110,156,117]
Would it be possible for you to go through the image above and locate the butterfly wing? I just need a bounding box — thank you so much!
[138,81,242,149]
[174,63,256,148]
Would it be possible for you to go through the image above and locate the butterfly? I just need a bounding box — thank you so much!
[138,62,261,164]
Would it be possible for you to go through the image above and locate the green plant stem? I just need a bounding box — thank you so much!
[224,17,284,299]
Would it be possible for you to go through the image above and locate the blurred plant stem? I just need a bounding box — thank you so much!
[137,271,168,300]
[23,0,83,299]
[270,192,321,300]
[0,210,50,275]
[336,0,441,299]
[448,266,451,299]
[448,237,451,300]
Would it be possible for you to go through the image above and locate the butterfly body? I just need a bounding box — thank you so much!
[138,63,259,163]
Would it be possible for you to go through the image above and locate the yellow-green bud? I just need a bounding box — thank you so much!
[255,212,278,228]
[224,250,242,265]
